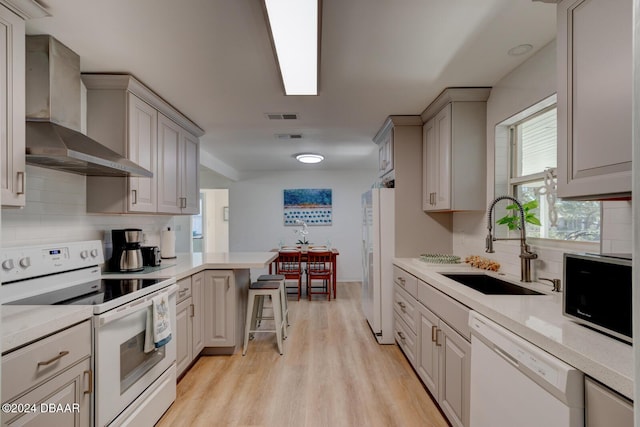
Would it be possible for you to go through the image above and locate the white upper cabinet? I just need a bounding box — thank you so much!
[557,0,632,199]
[157,113,199,214]
[83,74,203,215]
[421,88,489,212]
[157,114,182,214]
[0,4,25,207]
[377,129,394,178]
[180,131,200,214]
[127,94,158,212]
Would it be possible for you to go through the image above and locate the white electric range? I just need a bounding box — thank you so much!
[1,240,177,426]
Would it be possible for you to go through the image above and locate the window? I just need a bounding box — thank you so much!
[507,106,600,242]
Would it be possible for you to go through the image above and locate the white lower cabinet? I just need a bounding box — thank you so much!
[585,377,633,427]
[1,320,92,427]
[394,268,470,427]
[176,297,193,377]
[203,270,236,348]
[176,273,206,377]
[191,272,205,355]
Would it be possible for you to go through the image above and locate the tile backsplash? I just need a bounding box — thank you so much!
[2,166,173,256]
[601,201,632,254]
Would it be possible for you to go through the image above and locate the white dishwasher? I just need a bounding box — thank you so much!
[468,311,584,427]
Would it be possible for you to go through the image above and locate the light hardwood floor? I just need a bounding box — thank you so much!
[157,282,448,427]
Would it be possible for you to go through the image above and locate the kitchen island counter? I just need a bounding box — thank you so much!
[393,257,633,400]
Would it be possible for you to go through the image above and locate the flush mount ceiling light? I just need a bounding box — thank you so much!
[507,44,533,56]
[295,153,324,164]
[263,0,321,95]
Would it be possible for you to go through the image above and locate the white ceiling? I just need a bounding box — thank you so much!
[26,0,556,180]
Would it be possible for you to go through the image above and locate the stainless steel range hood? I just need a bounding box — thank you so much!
[25,35,152,177]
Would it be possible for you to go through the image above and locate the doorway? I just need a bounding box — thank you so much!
[192,189,229,253]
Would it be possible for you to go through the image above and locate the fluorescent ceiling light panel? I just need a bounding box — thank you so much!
[264,0,318,95]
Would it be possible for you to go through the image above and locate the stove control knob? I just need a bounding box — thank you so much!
[90,249,99,258]
[2,259,14,271]
[19,257,31,269]
[80,250,89,259]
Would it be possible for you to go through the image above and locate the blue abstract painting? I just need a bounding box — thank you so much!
[283,188,332,226]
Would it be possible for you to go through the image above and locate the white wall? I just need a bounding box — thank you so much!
[229,169,376,281]
[1,166,181,259]
[453,40,632,280]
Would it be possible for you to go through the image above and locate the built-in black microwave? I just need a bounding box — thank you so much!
[563,253,632,344]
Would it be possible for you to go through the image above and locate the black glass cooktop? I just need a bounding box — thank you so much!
[6,278,168,306]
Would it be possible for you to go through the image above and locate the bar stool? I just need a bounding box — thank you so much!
[243,281,285,355]
[257,274,289,331]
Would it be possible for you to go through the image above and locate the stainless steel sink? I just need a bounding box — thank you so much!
[442,273,543,295]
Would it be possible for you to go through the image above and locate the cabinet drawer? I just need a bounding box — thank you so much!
[418,280,470,340]
[394,312,417,366]
[394,284,417,333]
[2,320,91,401]
[177,276,192,303]
[394,266,418,298]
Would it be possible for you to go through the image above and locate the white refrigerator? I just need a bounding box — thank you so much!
[361,188,395,344]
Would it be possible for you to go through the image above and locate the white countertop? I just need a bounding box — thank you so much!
[1,251,277,354]
[104,251,278,280]
[1,305,94,354]
[393,258,633,400]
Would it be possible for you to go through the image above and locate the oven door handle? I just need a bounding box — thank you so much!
[96,284,177,328]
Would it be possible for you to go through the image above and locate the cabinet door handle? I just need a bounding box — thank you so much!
[16,171,25,195]
[183,197,187,208]
[131,189,137,204]
[397,277,406,285]
[84,369,93,395]
[398,331,406,341]
[435,328,442,347]
[37,350,69,366]
[431,325,438,342]
[397,301,406,312]
[190,303,195,317]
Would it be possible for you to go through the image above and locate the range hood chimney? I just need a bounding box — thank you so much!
[25,35,152,177]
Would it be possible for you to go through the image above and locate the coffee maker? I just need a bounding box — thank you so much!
[110,229,144,272]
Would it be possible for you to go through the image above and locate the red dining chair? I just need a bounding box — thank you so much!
[306,250,332,301]
[277,250,303,301]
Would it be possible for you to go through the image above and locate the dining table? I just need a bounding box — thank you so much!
[268,247,340,299]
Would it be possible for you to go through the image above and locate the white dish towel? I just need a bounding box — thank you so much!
[144,292,172,353]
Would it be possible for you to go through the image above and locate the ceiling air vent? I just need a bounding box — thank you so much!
[265,112,299,120]
[275,133,303,140]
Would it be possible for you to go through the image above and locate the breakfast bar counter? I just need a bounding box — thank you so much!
[106,252,278,281]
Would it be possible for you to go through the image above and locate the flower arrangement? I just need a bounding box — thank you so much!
[294,219,309,245]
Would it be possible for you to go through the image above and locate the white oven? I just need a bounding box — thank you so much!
[94,284,177,426]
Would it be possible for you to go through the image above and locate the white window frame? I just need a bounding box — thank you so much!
[495,95,600,251]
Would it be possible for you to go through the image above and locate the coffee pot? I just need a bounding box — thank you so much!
[110,229,144,272]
